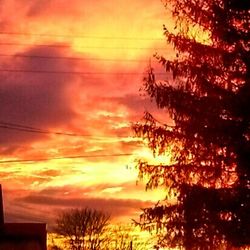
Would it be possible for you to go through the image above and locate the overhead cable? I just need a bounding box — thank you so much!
[0,31,164,41]
[0,153,135,164]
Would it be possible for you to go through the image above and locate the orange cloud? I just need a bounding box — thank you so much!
[0,0,172,226]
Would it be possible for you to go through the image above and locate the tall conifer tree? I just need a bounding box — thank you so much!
[134,0,250,248]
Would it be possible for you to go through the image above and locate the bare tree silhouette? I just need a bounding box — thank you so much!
[55,208,110,250]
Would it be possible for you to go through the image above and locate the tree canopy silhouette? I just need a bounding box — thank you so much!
[53,210,152,250]
[134,0,250,249]
[55,208,110,250]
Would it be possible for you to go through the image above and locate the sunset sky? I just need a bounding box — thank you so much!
[0,0,175,226]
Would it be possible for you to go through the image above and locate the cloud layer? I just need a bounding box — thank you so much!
[0,0,171,226]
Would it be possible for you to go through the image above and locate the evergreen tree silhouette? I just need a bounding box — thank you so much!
[134,0,250,248]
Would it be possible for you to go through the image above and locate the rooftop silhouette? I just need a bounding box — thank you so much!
[0,185,47,250]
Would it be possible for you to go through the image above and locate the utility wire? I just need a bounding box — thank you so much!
[0,42,166,50]
[0,69,143,75]
[0,53,151,63]
[0,124,105,138]
[0,31,164,41]
[0,121,54,132]
[0,153,135,164]
[0,121,137,140]
[0,69,165,76]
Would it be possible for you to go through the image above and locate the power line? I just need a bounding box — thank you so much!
[0,153,135,164]
[0,53,151,63]
[0,42,166,50]
[0,121,136,140]
[0,31,164,41]
[0,69,143,75]
[0,69,165,76]
[0,124,106,139]
[0,121,45,131]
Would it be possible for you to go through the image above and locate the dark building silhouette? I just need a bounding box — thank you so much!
[0,185,47,250]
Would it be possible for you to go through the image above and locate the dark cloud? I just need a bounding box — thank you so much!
[29,183,127,198]
[112,94,173,126]
[25,0,86,19]
[25,0,52,17]
[90,94,160,121]
[19,194,148,211]
[111,94,158,117]
[34,169,63,178]
[18,195,151,221]
[3,184,152,225]
[0,45,80,152]
[9,189,151,224]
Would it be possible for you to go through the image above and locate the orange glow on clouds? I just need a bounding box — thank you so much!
[0,0,174,226]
